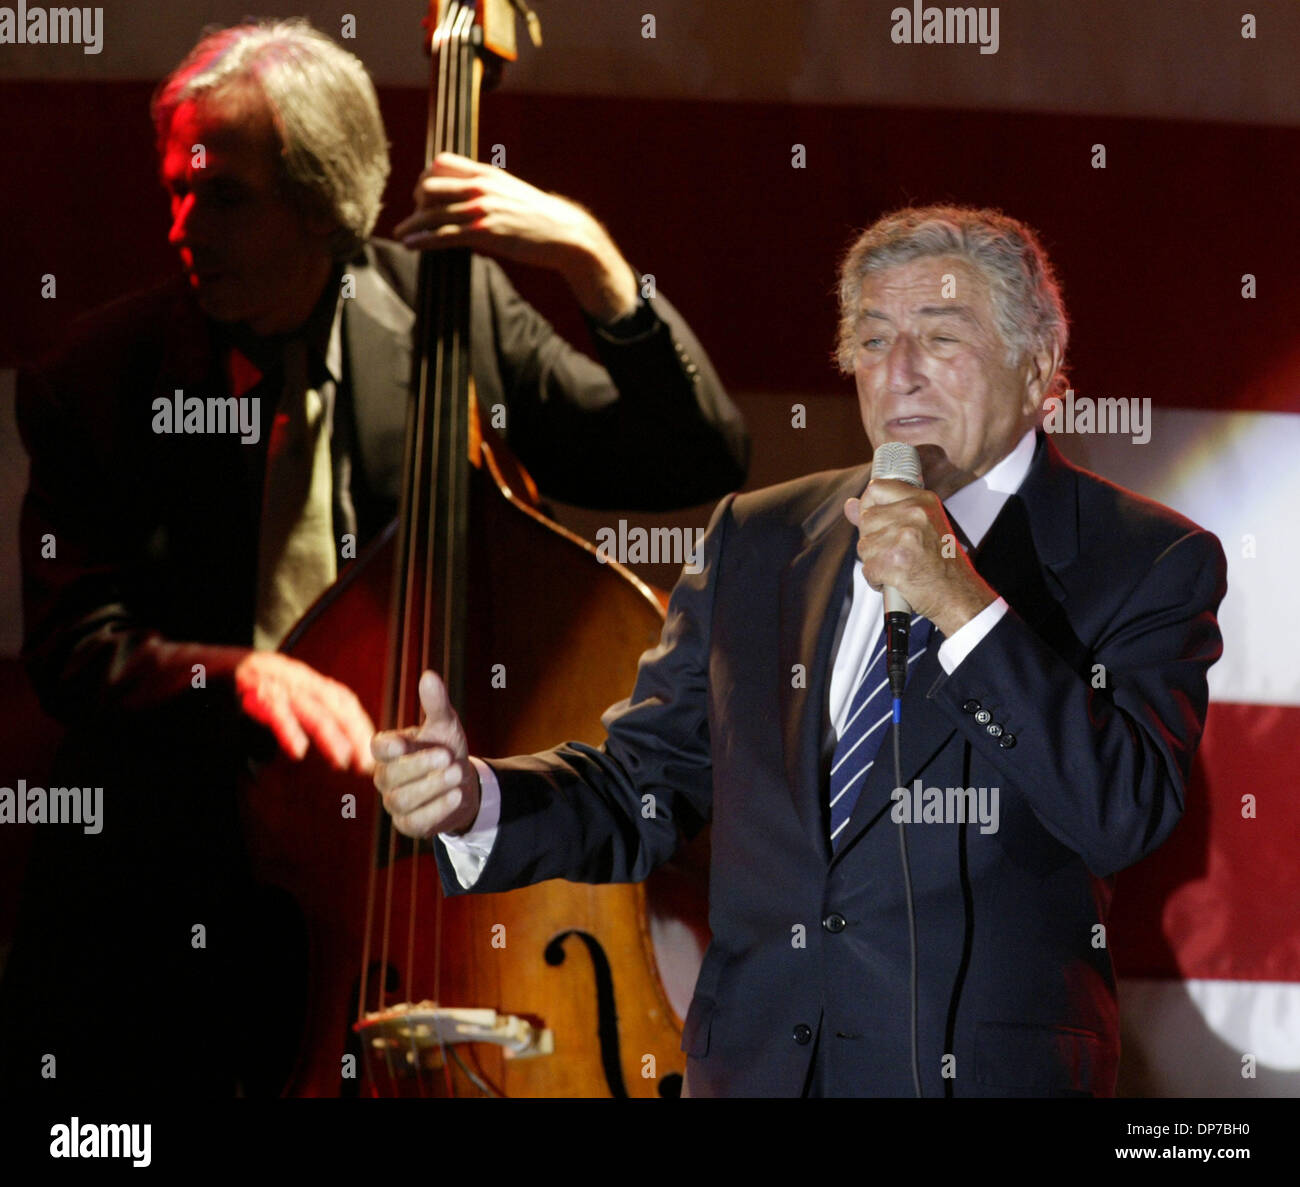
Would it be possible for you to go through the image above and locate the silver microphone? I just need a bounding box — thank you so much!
[869,441,924,697]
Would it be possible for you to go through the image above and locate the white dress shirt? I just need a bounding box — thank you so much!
[827,426,1035,732]
[444,428,1039,886]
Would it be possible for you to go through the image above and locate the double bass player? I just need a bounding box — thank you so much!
[1,17,747,1098]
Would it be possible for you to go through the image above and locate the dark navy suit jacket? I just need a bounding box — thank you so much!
[451,431,1227,1097]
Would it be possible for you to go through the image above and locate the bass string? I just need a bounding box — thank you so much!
[412,0,475,1093]
[358,0,471,1093]
[433,0,479,1095]
[424,0,471,1048]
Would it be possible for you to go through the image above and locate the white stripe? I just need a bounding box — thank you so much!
[829,817,850,841]
[1118,978,1300,1094]
[830,709,892,775]
[838,674,890,737]
[832,650,930,782]
[837,616,923,731]
[836,644,930,742]
[831,760,875,807]
[829,761,872,808]
[1051,408,1300,706]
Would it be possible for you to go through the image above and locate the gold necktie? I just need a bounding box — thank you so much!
[253,337,337,650]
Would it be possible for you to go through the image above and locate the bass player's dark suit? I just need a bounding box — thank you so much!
[16,239,748,723]
[445,431,1226,1097]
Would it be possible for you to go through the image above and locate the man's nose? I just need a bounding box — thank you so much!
[885,334,924,391]
[168,192,198,247]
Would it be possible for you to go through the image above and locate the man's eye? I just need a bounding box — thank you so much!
[209,181,246,207]
[932,336,957,344]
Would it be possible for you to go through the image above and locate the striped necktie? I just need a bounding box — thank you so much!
[828,613,933,849]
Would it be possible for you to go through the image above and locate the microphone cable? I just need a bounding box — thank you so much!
[893,696,923,1100]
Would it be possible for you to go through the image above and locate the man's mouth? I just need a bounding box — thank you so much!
[183,253,228,285]
[888,416,939,429]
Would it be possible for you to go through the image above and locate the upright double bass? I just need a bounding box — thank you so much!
[242,0,710,1098]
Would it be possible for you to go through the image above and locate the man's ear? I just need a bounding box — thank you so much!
[287,180,342,245]
[303,206,341,244]
[1021,343,1062,416]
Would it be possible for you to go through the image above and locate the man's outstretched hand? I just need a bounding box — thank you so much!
[235,650,375,774]
[371,670,481,839]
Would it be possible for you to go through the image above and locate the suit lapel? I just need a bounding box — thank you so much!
[779,466,871,850]
[973,432,1080,635]
[345,248,416,503]
[152,287,257,529]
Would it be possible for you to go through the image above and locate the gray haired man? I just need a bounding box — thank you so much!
[2,19,747,1098]
[374,205,1226,1097]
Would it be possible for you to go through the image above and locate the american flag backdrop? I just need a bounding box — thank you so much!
[2,0,1298,1103]
[1057,411,1300,1097]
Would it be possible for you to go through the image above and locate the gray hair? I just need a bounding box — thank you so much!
[836,205,1069,397]
[151,19,390,260]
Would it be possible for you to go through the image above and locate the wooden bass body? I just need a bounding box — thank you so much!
[242,437,711,1097]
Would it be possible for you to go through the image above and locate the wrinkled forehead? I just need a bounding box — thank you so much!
[855,254,993,318]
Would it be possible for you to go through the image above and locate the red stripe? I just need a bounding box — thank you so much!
[1112,702,1300,982]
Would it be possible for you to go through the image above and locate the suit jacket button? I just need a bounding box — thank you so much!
[999,732,1017,749]
[986,722,1003,737]
[974,709,992,725]
[823,913,846,933]
[793,1023,813,1045]
[961,699,980,714]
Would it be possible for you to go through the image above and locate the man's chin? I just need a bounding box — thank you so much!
[917,447,972,499]
[879,441,966,498]
[191,282,249,324]
[912,442,951,470]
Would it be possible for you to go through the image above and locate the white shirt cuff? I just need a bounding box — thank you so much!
[437,756,501,889]
[937,597,1008,673]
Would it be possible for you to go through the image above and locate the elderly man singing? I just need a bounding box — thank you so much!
[373,206,1226,1098]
